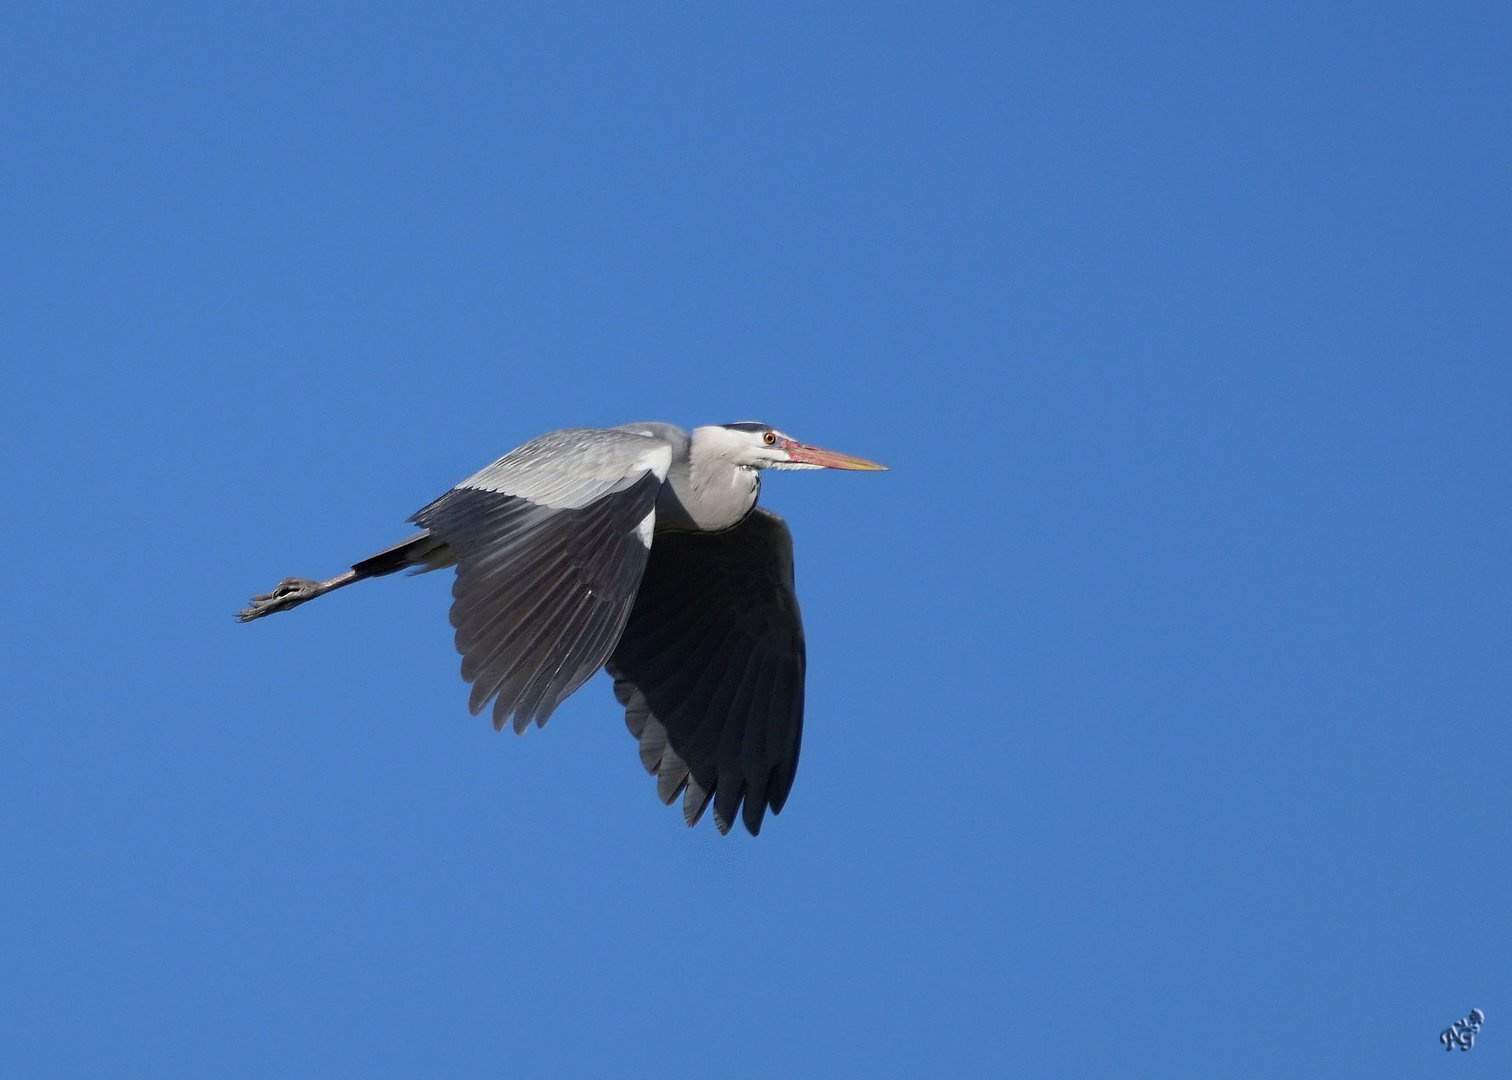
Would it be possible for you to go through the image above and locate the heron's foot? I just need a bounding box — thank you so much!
[236,578,322,622]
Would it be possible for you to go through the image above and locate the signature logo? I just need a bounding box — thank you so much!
[1440,1008,1485,1052]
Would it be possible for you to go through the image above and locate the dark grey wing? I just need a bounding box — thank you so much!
[412,429,674,733]
[606,508,806,836]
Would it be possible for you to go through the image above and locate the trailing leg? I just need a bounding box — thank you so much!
[236,571,359,621]
[236,531,451,622]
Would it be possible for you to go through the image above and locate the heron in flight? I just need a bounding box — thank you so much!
[238,422,886,835]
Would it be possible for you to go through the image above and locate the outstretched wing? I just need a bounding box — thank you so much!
[606,508,806,836]
[412,428,674,733]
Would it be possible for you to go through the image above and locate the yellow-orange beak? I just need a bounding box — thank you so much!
[780,440,889,471]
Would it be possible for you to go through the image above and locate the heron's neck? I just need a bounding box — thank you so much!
[657,436,761,532]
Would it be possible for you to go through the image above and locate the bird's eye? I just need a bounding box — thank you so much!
[763,431,777,445]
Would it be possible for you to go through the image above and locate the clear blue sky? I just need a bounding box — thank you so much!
[4,4,1509,1077]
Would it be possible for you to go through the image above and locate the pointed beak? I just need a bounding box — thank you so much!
[780,440,889,471]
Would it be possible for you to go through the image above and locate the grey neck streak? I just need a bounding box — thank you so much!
[655,431,761,533]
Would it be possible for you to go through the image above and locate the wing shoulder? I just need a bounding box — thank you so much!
[443,428,673,512]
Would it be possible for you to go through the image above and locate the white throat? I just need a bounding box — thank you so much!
[656,426,763,532]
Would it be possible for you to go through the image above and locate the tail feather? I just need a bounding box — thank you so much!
[351,531,453,577]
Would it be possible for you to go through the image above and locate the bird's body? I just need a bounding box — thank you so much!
[239,421,884,835]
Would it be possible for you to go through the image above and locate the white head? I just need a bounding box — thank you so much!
[692,422,889,472]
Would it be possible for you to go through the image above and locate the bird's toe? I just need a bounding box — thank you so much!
[236,578,319,621]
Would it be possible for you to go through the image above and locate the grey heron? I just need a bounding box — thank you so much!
[238,422,886,835]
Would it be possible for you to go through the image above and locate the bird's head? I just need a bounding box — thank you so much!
[701,422,889,472]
